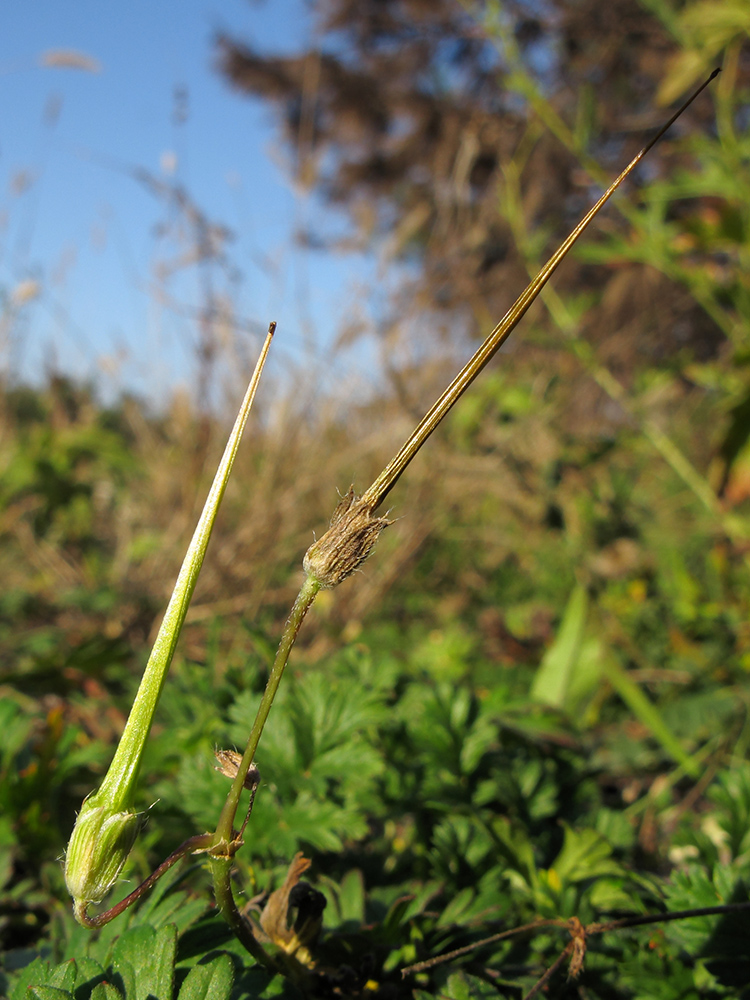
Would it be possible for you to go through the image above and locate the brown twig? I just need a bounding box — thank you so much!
[400,919,559,975]
[400,900,750,983]
[587,899,750,935]
[522,940,576,1000]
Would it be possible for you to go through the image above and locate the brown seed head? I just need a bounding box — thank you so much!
[303,487,391,589]
[214,748,260,790]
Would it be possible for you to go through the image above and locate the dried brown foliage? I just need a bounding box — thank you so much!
[217,0,723,384]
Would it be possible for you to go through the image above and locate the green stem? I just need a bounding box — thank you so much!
[213,574,321,845]
[75,833,214,928]
[209,855,278,972]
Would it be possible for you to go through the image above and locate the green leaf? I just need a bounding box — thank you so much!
[490,817,538,890]
[109,959,135,1000]
[601,655,701,777]
[551,824,622,884]
[530,584,589,709]
[437,970,500,999]
[9,958,50,999]
[89,984,125,1000]
[175,954,234,1000]
[402,882,443,922]
[231,967,293,999]
[28,990,75,1000]
[664,864,750,956]
[437,887,476,928]
[111,924,177,1000]
[335,868,366,925]
[73,957,107,986]
[47,960,77,991]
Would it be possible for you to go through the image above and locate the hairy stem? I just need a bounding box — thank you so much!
[213,573,321,846]
[74,834,214,928]
[209,854,279,972]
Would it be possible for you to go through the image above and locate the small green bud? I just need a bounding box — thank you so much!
[64,797,140,918]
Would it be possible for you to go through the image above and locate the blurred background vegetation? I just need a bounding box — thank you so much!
[3,0,750,996]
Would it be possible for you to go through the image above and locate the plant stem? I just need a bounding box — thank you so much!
[212,70,720,851]
[209,854,279,972]
[209,575,321,971]
[213,573,321,845]
[74,833,214,928]
[211,76,720,843]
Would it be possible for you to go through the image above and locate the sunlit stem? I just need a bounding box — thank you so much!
[209,573,320,970]
[209,854,279,972]
[213,573,321,846]
[210,69,721,848]
[360,69,720,513]
[74,833,214,929]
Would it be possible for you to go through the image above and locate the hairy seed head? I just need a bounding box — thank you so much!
[303,487,390,588]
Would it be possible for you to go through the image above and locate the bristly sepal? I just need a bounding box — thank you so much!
[65,796,140,921]
[303,487,391,588]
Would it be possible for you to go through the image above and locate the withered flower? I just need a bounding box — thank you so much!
[258,853,327,969]
[214,748,260,791]
[303,487,391,589]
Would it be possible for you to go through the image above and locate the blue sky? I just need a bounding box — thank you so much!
[0,0,378,404]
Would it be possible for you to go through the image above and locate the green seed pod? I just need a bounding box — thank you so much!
[64,798,140,917]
